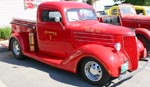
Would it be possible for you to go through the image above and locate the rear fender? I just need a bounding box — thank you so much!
[9,33,28,52]
[64,44,122,77]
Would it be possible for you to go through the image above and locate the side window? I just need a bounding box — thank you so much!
[111,9,118,15]
[42,10,62,22]
[136,9,144,15]
[42,10,49,22]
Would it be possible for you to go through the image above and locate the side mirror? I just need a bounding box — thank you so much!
[55,17,61,22]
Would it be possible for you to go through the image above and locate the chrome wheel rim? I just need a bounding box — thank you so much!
[13,41,20,56]
[84,61,102,81]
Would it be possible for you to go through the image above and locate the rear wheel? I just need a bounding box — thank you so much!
[80,58,111,86]
[11,38,25,60]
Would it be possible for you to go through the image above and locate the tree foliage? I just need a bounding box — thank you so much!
[0,27,11,40]
[116,0,150,6]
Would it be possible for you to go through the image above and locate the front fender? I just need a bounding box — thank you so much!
[64,44,124,77]
[135,28,150,41]
[79,44,124,77]
[137,39,147,59]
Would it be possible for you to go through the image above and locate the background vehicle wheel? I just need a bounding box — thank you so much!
[137,35,150,52]
[11,38,25,60]
[80,58,111,86]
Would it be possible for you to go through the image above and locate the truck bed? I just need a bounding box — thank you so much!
[11,18,36,30]
[11,18,37,52]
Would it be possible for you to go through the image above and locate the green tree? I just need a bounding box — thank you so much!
[0,27,11,40]
[123,0,150,6]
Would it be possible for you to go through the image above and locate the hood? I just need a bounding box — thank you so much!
[122,14,150,22]
[67,20,134,35]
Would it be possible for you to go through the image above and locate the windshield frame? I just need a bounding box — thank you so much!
[66,8,97,22]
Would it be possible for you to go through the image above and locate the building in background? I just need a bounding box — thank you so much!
[0,0,115,26]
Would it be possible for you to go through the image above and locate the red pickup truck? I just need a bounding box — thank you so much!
[9,1,143,86]
[98,4,150,52]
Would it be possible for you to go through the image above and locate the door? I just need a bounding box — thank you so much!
[37,9,72,58]
[118,4,137,28]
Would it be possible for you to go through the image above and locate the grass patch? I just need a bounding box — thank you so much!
[0,26,11,40]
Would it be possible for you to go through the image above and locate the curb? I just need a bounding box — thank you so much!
[0,40,9,48]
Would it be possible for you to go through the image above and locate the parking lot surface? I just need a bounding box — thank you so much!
[0,42,150,87]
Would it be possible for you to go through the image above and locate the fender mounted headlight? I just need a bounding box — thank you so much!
[114,43,121,52]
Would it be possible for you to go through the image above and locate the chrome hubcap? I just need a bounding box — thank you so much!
[13,41,20,55]
[84,61,102,81]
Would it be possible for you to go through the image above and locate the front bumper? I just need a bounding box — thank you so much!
[119,60,149,81]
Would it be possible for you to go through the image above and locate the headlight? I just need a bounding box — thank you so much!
[114,43,121,52]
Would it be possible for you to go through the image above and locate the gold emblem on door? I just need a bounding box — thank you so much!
[45,31,57,40]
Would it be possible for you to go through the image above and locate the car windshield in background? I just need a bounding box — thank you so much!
[146,9,150,15]
[67,8,97,22]
[119,5,136,15]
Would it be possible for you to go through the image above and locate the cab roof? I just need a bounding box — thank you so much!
[39,1,93,10]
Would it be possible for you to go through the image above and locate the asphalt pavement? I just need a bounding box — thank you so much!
[0,40,150,87]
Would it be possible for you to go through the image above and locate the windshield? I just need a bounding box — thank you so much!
[119,5,136,15]
[145,9,150,15]
[67,8,97,22]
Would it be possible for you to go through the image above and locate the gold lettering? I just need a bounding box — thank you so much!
[45,31,57,40]
[81,26,106,33]
[45,31,57,36]
[49,35,52,40]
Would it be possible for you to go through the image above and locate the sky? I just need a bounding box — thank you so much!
[0,0,116,26]
[93,0,115,11]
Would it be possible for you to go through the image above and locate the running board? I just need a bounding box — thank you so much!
[23,52,64,66]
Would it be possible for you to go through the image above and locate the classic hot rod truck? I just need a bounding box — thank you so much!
[98,4,150,52]
[10,1,141,86]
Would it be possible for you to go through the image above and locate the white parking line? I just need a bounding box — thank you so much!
[0,80,7,87]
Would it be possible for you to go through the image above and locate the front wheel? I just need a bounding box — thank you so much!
[11,38,25,60]
[80,58,111,86]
